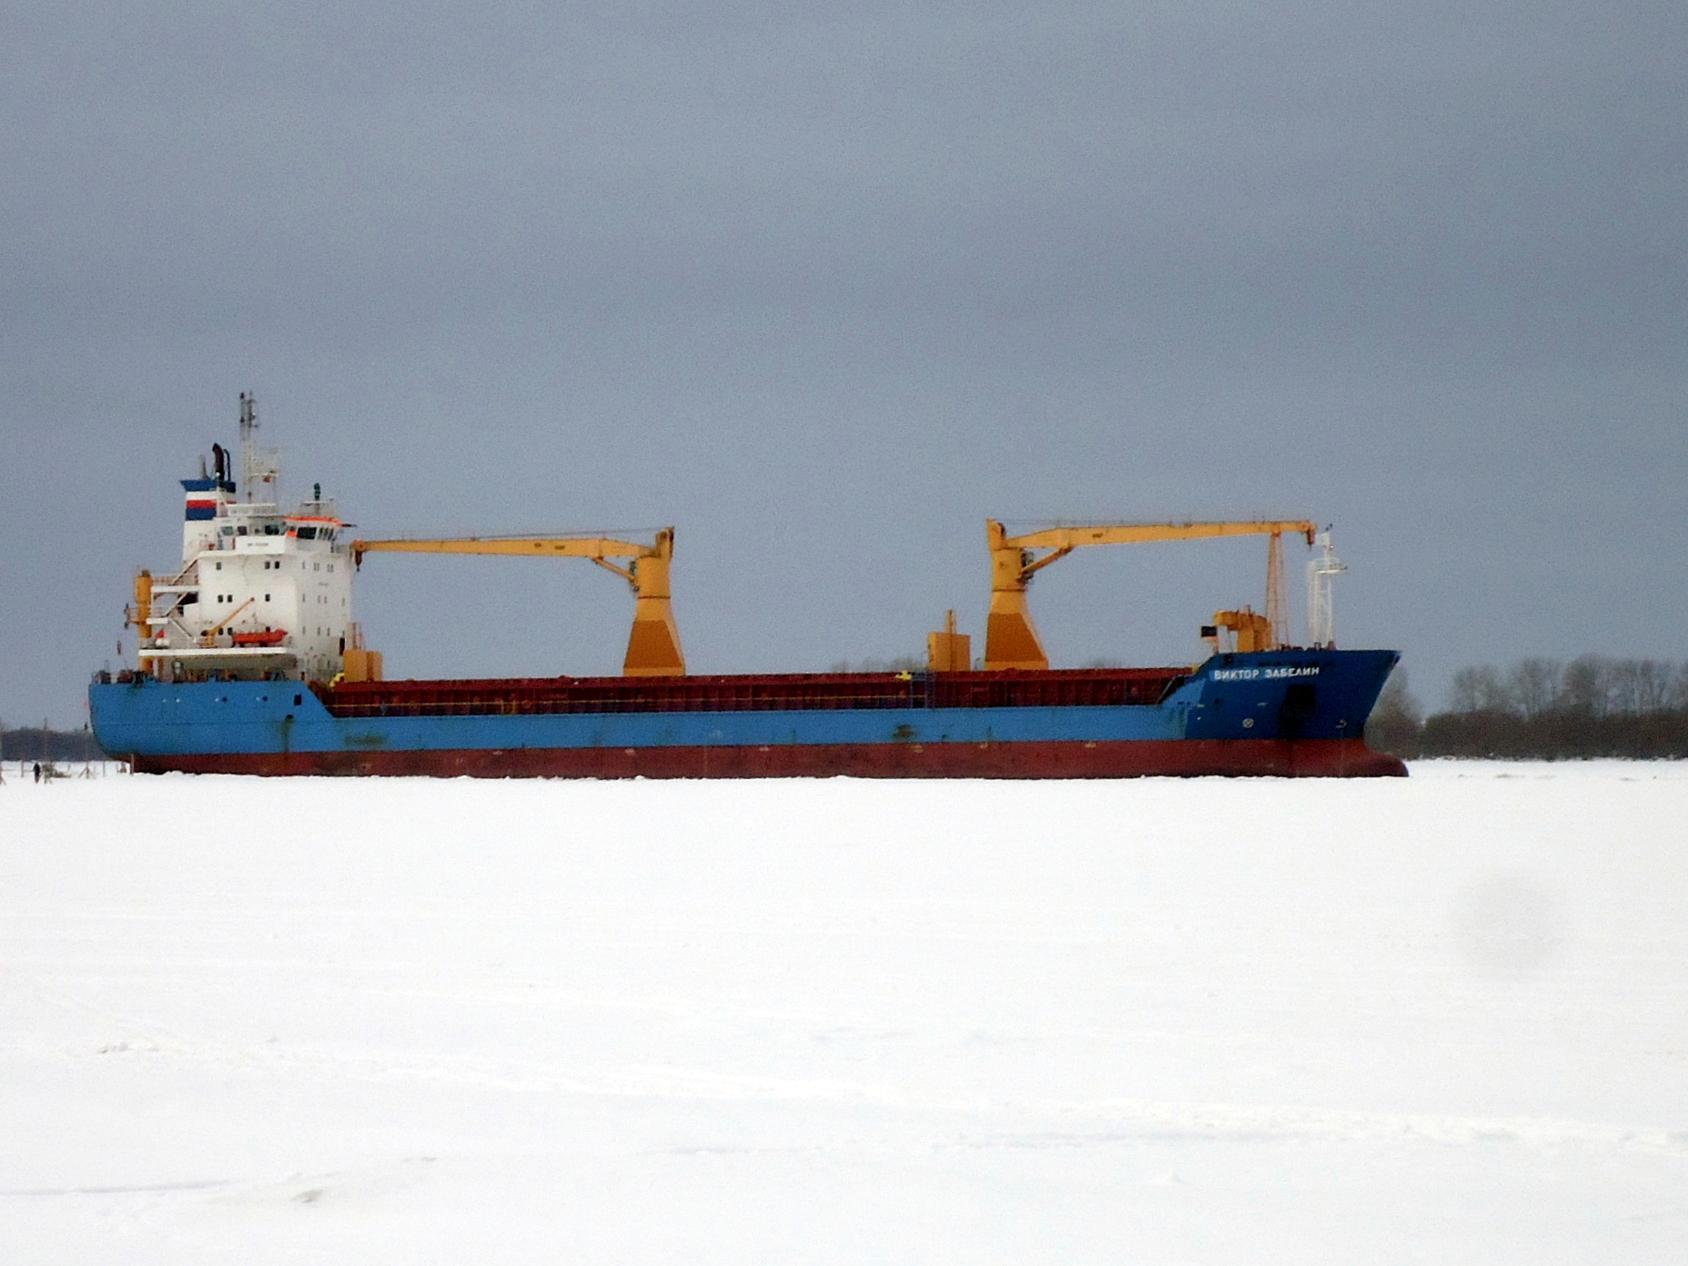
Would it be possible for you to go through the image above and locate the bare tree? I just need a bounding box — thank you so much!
[1561,654,1613,717]
[1367,668,1423,755]
[1631,659,1675,712]
[1450,664,1513,713]
[1508,658,1562,719]
[1606,658,1670,714]
[1672,662,1688,710]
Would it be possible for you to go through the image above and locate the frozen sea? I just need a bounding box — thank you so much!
[2,762,1686,1263]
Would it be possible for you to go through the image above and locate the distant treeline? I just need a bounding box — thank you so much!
[1,726,105,763]
[1369,656,1688,760]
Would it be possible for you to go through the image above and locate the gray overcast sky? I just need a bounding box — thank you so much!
[3,1,1684,726]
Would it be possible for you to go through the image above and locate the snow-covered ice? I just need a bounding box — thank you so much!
[3,763,1686,1263]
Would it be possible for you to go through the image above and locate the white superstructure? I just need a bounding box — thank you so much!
[131,395,357,683]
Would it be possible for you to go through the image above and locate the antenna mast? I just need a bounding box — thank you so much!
[1265,532,1287,646]
[1306,530,1346,648]
[237,392,280,503]
[238,393,257,500]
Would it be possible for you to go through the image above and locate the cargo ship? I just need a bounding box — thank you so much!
[89,398,1406,778]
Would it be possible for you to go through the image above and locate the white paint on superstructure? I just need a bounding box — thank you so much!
[140,405,356,684]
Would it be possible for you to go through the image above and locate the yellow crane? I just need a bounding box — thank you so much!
[350,528,686,678]
[983,517,1318,671]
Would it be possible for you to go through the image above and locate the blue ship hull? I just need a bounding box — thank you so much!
[90,649,1406,777]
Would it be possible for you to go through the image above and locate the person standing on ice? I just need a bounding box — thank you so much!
[33,762,42,783]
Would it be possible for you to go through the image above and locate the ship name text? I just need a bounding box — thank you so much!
[1209,665,1322,682]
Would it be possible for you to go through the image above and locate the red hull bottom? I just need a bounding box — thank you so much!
[134,739,1407,779]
